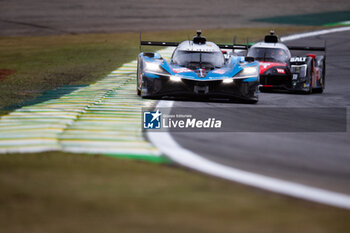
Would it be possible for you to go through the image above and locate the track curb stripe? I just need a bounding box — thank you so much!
[0,52,169,160]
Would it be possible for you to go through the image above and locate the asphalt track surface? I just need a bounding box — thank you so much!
[1,0,350,36]
[168,30,350,195]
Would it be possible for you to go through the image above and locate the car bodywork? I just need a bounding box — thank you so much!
[137,31,260,103]
[247,32,326,93]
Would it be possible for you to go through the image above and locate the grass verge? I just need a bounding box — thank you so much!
[0,152,349,233]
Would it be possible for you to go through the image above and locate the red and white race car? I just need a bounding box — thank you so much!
[247,31,326,93]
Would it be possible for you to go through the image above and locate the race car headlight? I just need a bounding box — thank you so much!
[170,75,182,82]
[222,78,234,84]
[144,61,166,74]
[236,66,259,78]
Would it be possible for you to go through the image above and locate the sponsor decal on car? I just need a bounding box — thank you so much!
[259,62,287,74]
[172,67,192,73]
[290,57,307,62]
[212,69,226,74]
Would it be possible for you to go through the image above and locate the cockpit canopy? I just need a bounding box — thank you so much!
[171,31,225,70]
[247,47,291,63]
[172,50,225,69]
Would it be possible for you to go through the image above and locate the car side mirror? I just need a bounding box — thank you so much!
[245,56,255,62]
[307,54,316,59]
[144,52,155,58]
[143,52,162,59]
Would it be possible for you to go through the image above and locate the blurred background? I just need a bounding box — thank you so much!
[1,0,350,36]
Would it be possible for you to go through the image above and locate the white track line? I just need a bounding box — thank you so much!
[281,26,350,42]
[147,27,350,209]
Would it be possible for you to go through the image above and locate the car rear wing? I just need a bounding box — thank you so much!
[265,31,326,52]
[141,41,326,54]
[140,41,179,47]
[217,44,249,50]
[287,46,326,52]
[140,41,249,50]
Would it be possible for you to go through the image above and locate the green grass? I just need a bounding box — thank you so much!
[0,33,141,112]
[0,26,322,112]
[0,152,349,233]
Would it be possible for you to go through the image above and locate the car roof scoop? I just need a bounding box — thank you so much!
[193,30,207,45]
[264,30,279,43]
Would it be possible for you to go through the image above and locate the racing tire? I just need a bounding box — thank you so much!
[259,86,273,93]
[140,79,152,99]
[246,99,258,104]
[136,57,142,96]
[313,59,325,94]
[303,60,313,94]
[306,80,313,94]
[231,98,258,104]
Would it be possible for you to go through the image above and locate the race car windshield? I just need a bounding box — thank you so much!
[248,48,289,63]
[172,50,225,68]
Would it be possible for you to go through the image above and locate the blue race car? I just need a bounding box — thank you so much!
[137,31,260,103]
